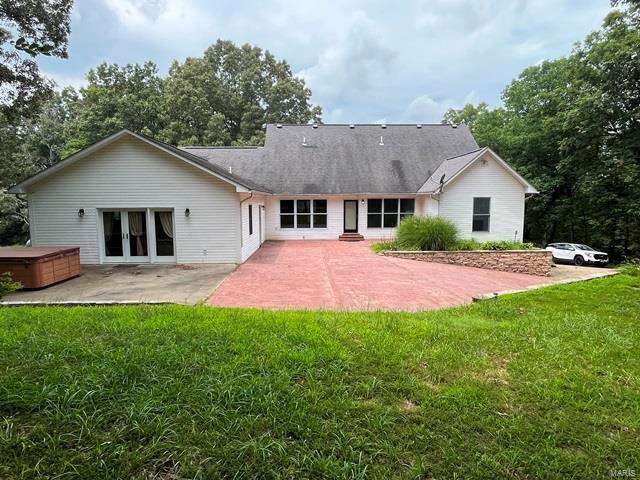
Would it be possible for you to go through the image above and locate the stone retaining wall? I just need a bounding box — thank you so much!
[383,250,552,276]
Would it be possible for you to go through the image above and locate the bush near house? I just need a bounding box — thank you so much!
[0,272,21,298]
[373,217,537,253]
[395,216,458,251]
[454,239,537,251]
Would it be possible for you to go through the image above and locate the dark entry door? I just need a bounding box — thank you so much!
[343,200,358,233]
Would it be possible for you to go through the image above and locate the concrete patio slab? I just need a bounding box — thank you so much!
[2,264,235,305]
[209,240,613,312]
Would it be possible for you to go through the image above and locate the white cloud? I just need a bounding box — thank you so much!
[66,0,612,123]
[102,0,215,54]
[298,11,396,104]
[43,71,87,90]
[405,95,446,123]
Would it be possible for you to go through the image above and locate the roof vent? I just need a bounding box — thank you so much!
[451,123,458,128]
[349,124,355,129]
[312,123,318,129]
[229,166,233,174]
[379,135,384,146]
[381,124,387,129]
[416,124,422,129]
[276,123,283,128]
[302,136,307,146]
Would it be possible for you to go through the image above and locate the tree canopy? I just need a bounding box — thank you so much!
[444,7,640,259]
[161,40,321,146]
[0,0,73,119]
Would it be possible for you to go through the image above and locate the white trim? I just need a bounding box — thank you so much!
[365,197,416,229]
[150,209,177,263]
[8,129,252,194]
[97,208,177,264]
[278,198,329,230]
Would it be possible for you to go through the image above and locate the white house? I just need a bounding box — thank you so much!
[8,124,538,265]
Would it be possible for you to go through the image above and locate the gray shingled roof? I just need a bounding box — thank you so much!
[418,148,485,193]
[182,123,479,194]
[136,132,270,192]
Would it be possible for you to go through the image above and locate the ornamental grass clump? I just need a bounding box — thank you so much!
[396,216,458,251]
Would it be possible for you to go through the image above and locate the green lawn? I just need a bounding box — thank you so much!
[1,273,639,479]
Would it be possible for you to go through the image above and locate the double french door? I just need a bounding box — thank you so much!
[101,209,175,263]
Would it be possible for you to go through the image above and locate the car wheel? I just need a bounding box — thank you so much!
[574,255,585,266]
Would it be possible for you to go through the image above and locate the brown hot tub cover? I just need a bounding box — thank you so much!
[0,246,80,289]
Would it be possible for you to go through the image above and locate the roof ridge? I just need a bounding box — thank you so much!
[181,145,262,149]
[267,123,466,127]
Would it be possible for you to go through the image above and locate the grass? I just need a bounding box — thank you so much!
[0,274,639,479]
[370,240,399,253]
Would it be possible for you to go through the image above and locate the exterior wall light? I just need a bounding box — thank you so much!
[78,208,85,218]
[361,199,365,206]
[185,208,190,217]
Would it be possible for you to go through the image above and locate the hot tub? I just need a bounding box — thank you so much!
[0,247,80,289]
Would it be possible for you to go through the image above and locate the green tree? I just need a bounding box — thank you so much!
[0,89,76,244]
[161,40,321,146]
[442,7,640,258]
[0,0,73,245]
[64,62,164,153]
[442,102,489,130]
[0,0,73,118]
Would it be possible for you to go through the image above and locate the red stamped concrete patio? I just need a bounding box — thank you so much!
[209,240,556,311]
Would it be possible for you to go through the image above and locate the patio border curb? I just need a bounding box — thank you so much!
[472,269,619,302]
[0,300,177,307]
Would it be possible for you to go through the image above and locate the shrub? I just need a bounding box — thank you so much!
[453,239,482,251]
[370,241,399,253]
[452,239,537,251]
[478,240,537,250]
[619,259,640,277]
[396,216,458,251]
[0,272,21,298]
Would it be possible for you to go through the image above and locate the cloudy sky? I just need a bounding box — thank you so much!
[39,0,611,123]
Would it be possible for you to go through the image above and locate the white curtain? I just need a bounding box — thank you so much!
[158,211,174,239]
[128,212,145,256]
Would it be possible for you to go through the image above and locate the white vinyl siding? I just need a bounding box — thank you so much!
[438,152,526,241]
[240,194,266,262]
[27,136,241,264]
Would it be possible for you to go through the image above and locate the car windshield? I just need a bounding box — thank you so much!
[575,244,595,251]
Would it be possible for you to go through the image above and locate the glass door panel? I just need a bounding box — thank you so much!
[103,211,124,258]
[127,211,148,259]
[154,211,175,258]
[344,201,358,232]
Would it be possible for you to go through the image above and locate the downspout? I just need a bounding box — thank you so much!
[239,192,254,250]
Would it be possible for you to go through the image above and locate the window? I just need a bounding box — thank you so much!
[313,200,327,228]
[472,197,490,232]
[248,205,253,235]
[280,199,328,228]
[280,200,294,228]
[367,198,415,228]
[297,200,311,229]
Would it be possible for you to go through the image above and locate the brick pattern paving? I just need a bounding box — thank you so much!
[208,241,553,311]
